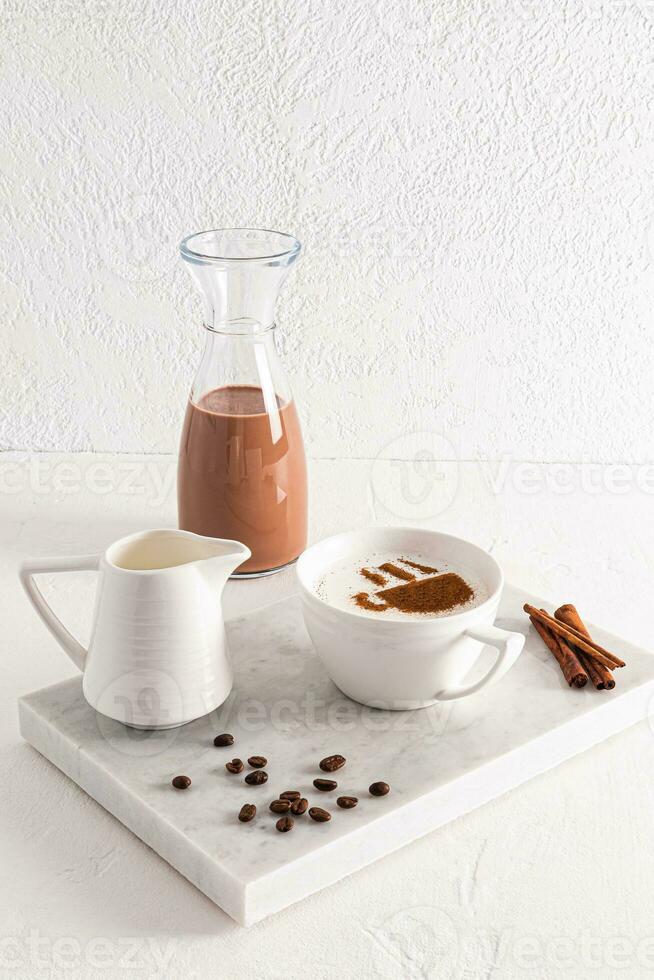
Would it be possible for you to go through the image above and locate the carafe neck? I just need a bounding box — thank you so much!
[190,322,293,408]
[203,317,274,336]
[180,228,301,333]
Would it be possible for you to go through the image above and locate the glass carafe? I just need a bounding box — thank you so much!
[177,228,308,577]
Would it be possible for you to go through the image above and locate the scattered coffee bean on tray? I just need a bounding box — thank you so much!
[171,775,191,790]
[238,804,256,822]
[290,797,308,815]
[369,781,390,797]
[247,755,267,768]
[245,770,268,786]
[276,815,294,833]
[313,778,337,792]
[308,807,331,822]
[270,799,291,813]
[280,790,301,801]
[213,733,234,747]
[319,754,346,772]
[337,796,358,809]
[226,759,244,774]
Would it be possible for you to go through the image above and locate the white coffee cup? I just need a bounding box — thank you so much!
[296,527,525,709]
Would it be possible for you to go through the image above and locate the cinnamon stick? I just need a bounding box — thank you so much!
[538,608,594,687]
[578,650,605,689]
[555,604,616,690]
[523,604,625,669]
[529,615,588,688]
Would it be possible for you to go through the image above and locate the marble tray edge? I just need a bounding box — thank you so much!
[18,696,248,925]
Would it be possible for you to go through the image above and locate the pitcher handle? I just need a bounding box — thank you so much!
[434,623,525,701]
[19,555,100,670]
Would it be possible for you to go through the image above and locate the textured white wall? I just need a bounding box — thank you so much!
[2,0,653,461]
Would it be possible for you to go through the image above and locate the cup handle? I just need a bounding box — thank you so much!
[434,623,525,701]
[19,555,100,670]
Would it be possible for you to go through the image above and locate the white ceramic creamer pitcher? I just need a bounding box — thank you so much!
[19,529,250,729]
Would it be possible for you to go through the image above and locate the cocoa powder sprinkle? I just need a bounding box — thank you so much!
[399,558,439,574]
[354,572,474,615]
[378,562,416,582]
[360,567,387,586]
[353,592,389,612]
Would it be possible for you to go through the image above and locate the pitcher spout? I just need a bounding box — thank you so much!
[197,536,251,588]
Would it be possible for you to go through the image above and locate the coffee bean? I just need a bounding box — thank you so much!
[248,756,267,768]
[171,775,191,790]
[276,815,294,833]
[269,799,291,813]
[244,770,268,786]
[213,733,234,747]
[308,806,331,822]
[319,754,346,772]
[290,797,308,815]
[238,804,256,822]
[313,778,337,792]
[280,790,301,801]
[226,759,244,774]
[337,796,358,809]
[369,781,390,797]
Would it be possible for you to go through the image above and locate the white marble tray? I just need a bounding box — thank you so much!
[18,585,654,925]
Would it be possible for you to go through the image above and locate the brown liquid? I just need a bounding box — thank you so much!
[178,385,307,574]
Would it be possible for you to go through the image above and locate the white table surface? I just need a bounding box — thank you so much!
[2,452,654,979]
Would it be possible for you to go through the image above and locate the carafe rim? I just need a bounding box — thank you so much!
[180,227,301,266]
